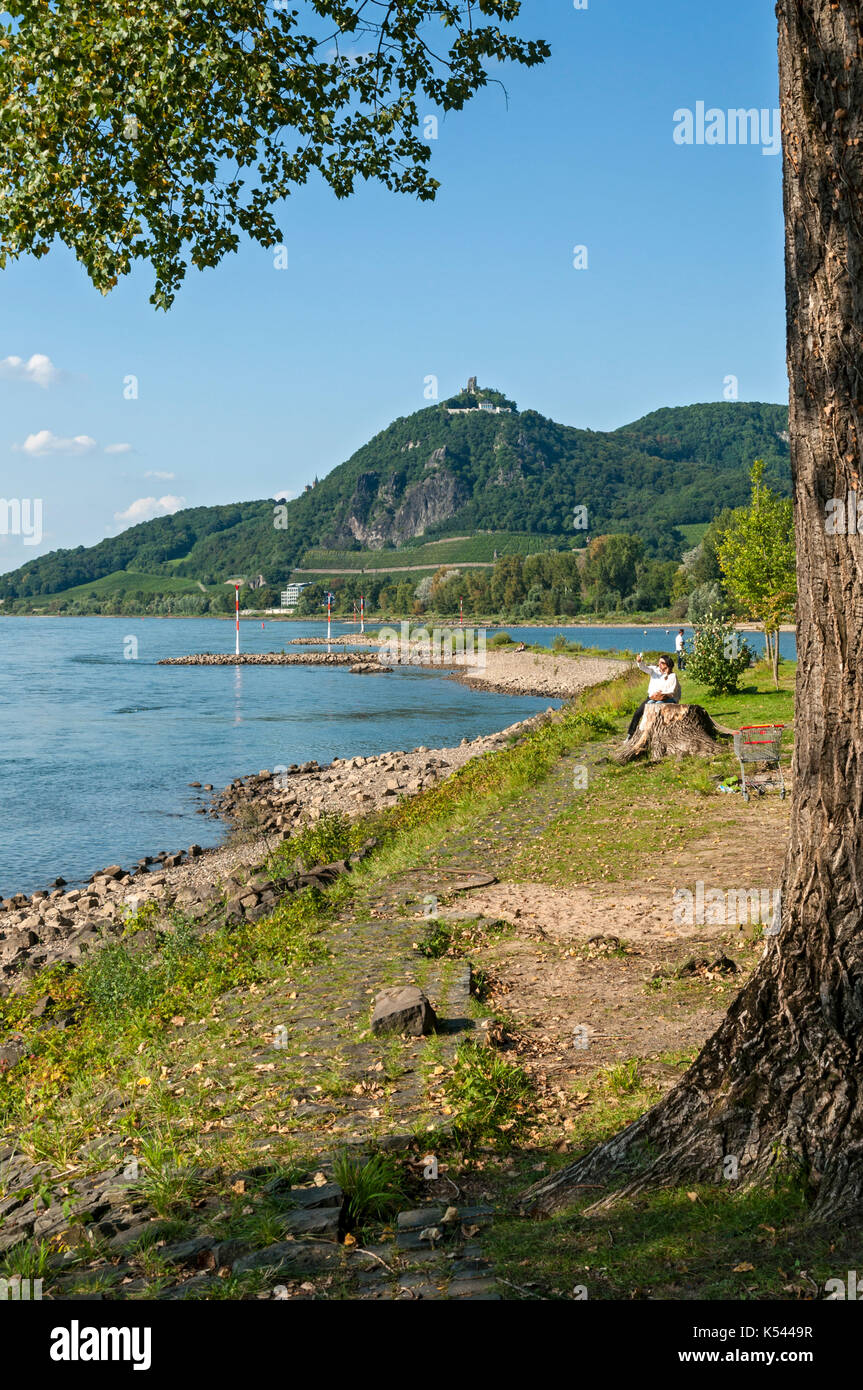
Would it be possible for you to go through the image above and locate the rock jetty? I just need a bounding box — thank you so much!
[158,652,381,667]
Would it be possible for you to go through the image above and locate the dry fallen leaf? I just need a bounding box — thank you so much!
[313,1171,327,1187]
[343,1232,357,1248]
[686,1191,699,1202]
[733,1262,755,1273]
[171,1015,186,1027]
[231,1180,246,1195]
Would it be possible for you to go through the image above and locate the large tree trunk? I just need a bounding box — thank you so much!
[526,0,863,1222]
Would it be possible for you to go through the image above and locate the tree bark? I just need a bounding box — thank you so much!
[525,0,863,1223]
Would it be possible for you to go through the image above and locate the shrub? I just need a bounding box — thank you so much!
[685,613,755,694]
[284,813,352,870]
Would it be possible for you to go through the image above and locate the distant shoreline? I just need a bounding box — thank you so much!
[0,611,796,633]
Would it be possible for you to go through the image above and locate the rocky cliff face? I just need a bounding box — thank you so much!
[339,448,466,547]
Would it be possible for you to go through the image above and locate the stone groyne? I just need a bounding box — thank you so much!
[158,651,384,668]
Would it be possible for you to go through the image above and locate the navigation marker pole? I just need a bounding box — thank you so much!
[459,596,464,628]
[360,594,365,634]
[327,591,332,643]
[235,584,240,656]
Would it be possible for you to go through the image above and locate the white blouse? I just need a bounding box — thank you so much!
[636,660,681,702]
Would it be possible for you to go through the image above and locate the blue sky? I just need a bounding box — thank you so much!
[0,0,786,573]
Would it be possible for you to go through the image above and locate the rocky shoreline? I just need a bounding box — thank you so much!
[0,707,557,1014]
[444,650,625,698]
[0,648,627,1011]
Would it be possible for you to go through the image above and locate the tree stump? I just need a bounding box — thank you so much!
[615,703,720,763]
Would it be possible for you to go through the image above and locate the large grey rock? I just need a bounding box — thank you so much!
[280,1206,340,1237]
[232,1241,342,1276]
[371,986,437,1037]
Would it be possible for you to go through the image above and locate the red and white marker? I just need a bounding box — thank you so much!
[327,590,332,643]
[235,584,240,655]
[360,593,365,634]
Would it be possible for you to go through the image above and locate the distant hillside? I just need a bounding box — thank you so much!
[0,391,790,611]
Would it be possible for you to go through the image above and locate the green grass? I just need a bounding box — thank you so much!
[38,570,216,600]
[331,1150,407,1226]
[485,1175,845,1299]
[511,754,727,886]
[507,659,795,887]
[414,915,512,960]
[605,1059,643,1095]
[0,888,331,1144]
[444,1040,536,1148]
[681,658,795,733]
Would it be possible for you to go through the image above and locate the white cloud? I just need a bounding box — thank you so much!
[114,495,187,525]
[0,353,61,388]
[145,469,175,479]
[274,489,296,501]
[105,442,133,455]
[17,429,97,456]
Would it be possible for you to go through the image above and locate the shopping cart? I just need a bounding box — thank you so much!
[732,725,786,802]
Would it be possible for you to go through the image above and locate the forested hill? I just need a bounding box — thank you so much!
[0,394,789,604]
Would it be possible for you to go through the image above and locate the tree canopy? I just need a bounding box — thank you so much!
[0,1,548,306]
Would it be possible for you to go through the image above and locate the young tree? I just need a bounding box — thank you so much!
[0,2,548,307]
[719,460,796,687]
[528,0,863,1223]
[684,613,754,696]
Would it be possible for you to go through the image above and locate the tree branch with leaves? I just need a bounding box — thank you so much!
[0,1,549,307]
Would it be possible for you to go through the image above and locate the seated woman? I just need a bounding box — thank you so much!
[627,653,681,737]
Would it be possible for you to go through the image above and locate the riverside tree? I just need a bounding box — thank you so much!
[719,460,796,688]
[528,0,863,1223]
[0,1,548,308]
